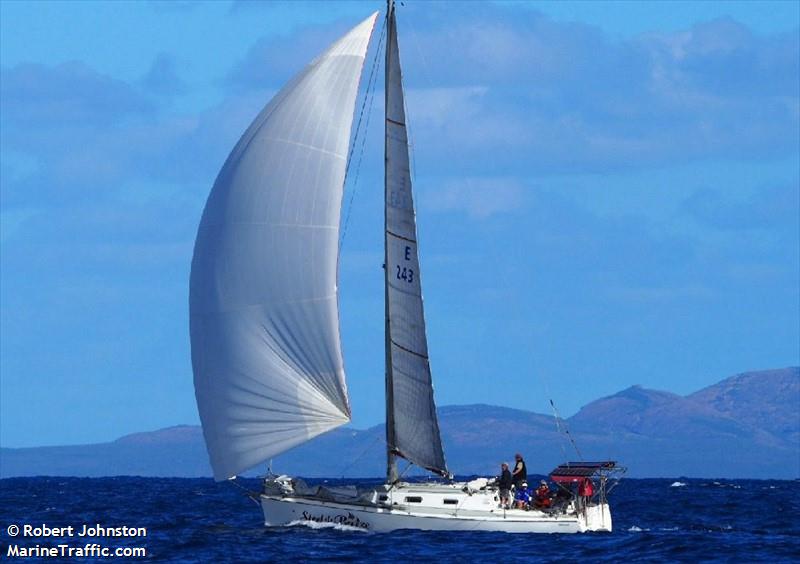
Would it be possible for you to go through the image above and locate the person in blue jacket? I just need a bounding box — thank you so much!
[514,482,531,509]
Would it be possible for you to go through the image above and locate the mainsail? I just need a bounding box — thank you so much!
[384,5,448,481]
[190,14,377,481]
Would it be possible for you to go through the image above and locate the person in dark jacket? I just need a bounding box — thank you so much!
[512,453,527,490]
[498,462,512,509]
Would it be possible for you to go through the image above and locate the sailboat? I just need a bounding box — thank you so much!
[190,3,620,533]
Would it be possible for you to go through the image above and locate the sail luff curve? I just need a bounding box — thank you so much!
[190,13,378,481]
[384,6,448,479]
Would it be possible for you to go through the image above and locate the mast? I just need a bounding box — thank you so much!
[384,0,399,484]
[383,0,448,483]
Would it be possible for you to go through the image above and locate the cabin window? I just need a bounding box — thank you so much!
[378,495,388,501]
[443,499,458,505]
[405,496,423,503]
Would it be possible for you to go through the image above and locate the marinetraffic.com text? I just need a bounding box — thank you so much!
[4,523,147,559]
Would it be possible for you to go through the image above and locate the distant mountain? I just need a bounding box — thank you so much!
[565,368,799,478]
[689,367,799,444]
[0,425,210,478]
[2,367,797,479]
[568,383,782,448]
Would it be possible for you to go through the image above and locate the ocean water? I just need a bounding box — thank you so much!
[1,477,798,562]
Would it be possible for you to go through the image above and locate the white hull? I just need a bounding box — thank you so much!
[260,481,612,534]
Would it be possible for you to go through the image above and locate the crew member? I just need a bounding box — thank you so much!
[512,453,527,490]
[498,462,512,509]
[578,476,594,505]
[514,482,531,509]
[533,479,551,509]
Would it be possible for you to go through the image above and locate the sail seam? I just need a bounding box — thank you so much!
[212,361,347,420]
[264,136,347,160]
[191,294,337,317]
[386,117,405,126]
[386,280,422,298]
[254,327,350,417]
[218,222,337,229]
[386,229,416,243]
[197,222,337,230]
[390,339,428,360]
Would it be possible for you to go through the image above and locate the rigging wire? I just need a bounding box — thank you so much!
[397,460,414,480]
[337,433,385,479]
[403,3,437,91]
[228,477,261,506]
[339,17,387,251]
[549,397,583,462]
[549,399,569,463]
[385,459,421,490]
[535,356,583,462]
[402,5,439,185]
[399,25,417,183]
[536,363,568,459]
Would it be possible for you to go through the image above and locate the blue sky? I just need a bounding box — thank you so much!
[1,0,798,448]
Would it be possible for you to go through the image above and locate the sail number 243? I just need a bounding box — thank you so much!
[396,245,414,283]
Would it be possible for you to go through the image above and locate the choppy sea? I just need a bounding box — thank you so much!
[1,477,798,562]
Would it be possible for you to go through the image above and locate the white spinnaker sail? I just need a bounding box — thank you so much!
[190,13,377,481]
[384,7,448,479]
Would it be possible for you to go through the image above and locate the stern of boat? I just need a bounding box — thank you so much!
[549,460,623,533]
[580,503,612,532]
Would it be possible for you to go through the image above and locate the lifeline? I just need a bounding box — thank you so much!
[79,524,146,537]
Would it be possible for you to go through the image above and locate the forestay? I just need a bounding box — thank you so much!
[384,6,448,480]
[190,13,378,481]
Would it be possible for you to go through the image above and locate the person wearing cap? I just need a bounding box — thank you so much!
[511,453,527,491]
[533,479,552,509]
[514,482,531,509]
[498,462,512,509]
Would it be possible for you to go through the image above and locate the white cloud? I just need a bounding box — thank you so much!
[422,177,525,219]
